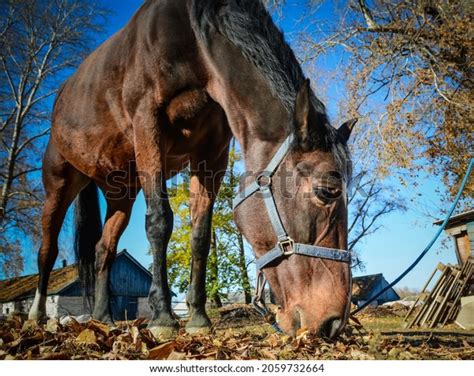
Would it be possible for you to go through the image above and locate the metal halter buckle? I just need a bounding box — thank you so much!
[256,173,272,188]
[278,237,295,255]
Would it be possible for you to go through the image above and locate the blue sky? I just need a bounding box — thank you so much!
[20,0,460,290]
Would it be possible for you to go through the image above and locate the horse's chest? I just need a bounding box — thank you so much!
[165,89,209,124]
[162,97,230,159]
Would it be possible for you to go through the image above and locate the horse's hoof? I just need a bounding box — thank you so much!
[22,319,39,332]
[148,326,178,341]
[185,325,211,335]
[185,313,211,334]
[28,313,47,324]
[28,310,46,321]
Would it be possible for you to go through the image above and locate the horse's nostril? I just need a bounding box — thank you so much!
[320,316,342,338]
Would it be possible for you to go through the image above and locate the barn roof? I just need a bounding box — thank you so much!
[352,273,385,301]
[0,264,77,303]
[433,209,474,229]
[0,250,151,303]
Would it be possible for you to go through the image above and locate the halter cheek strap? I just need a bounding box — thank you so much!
[233,133,351,329]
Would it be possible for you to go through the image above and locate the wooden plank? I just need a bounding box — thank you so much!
[403,266,440,325]
[430,269,461,328]
[444,260,474,324]
[406,261,474,329]
[422,270,453,326]
[466,222,474,257]
[408,267,451,328]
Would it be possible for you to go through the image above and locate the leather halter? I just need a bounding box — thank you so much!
[233,133,351,329]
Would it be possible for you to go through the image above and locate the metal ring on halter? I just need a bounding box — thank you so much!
[252,270,282,332]
[256,173,272,188]
[252,270,268,316]
[278,237,294,256]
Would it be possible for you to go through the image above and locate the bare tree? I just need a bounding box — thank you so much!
[0,0,108,277]
[348,170,405,269]
[264,0,471,268]
[296,0,472,202]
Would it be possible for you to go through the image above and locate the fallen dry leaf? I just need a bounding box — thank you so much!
[39,352,71,360]
[296,327,309,338]
[266,333,280,348]
[259,349,278,360]
[167,350,187,360]
[21,320,38,333]
[87,320,110,337]
[45,318,60,333]
[75,329,97,346]
[62,317,83,335]
[0,304,472,360]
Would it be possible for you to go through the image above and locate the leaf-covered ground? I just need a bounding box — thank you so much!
[1,304,473,360]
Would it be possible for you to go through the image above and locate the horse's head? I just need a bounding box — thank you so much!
[234,80,355,337]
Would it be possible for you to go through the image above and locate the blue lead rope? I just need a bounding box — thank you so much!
[352,158,474,315]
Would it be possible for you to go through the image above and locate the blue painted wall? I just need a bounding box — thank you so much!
[58,252,152,319]
[365,278,399,304]
[109,253,151,297]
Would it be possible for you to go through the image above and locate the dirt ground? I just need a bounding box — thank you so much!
[1,304,473,360]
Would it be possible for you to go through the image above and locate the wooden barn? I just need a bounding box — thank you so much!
[352,273,400,308]
[434,209,474,266]
[0,250,152,320]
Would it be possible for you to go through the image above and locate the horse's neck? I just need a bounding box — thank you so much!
[221,98,291,175]
[201,33,292,173]
[210,84,291,174]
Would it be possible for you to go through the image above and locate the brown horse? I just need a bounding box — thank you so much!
[28,0,355,338]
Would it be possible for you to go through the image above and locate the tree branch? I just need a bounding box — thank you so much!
[15,128,50,158]
[357,0,378,30]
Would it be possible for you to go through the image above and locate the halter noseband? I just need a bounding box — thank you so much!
[232,133,351,330]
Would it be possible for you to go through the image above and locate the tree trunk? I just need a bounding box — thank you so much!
[237,233,252,304]
[227,139,252,304]
[212,292,222,308]
[208,229,222,308]
[0,111,22,220]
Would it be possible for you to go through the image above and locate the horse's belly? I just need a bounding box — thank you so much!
[52,123,136,182]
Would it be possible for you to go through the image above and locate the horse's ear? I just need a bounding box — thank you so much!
[295,79,311,145]
[338,118,358,143]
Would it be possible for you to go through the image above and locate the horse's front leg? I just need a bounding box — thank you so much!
[92,195,134,323]
[133,101,178,338]
[186,149,229,333]
[144,175,178,337]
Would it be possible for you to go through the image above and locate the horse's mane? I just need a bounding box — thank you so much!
[190,0,351,180]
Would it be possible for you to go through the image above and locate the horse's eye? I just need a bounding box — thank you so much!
[314,186,342,203]
[296,162,312,176]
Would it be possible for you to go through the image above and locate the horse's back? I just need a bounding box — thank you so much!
[50,27,135,181]
[53,0,195,133]
[49,0,209,182]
